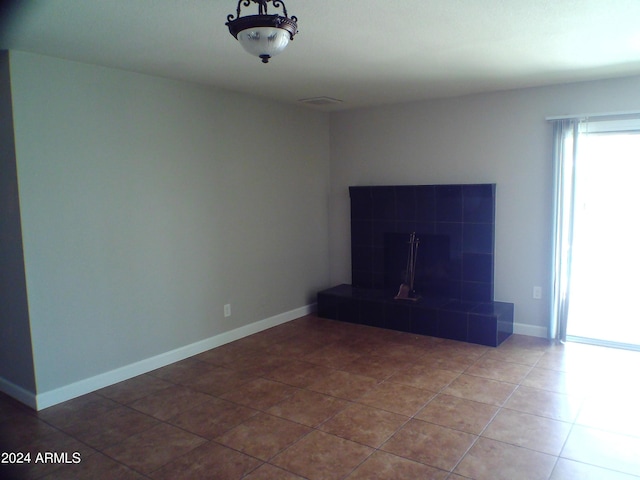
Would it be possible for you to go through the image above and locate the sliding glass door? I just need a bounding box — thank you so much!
[565,121,640,349]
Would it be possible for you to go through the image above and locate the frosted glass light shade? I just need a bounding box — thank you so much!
[237,27,290,62]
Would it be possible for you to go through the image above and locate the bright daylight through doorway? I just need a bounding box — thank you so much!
[567,130,640,349]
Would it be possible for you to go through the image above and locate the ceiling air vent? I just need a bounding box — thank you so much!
[298,96,343,106]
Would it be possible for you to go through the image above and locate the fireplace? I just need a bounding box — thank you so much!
[317,184,514,347]
[350,184,496,302]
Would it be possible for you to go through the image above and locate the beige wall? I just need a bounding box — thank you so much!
[329,75,640,336]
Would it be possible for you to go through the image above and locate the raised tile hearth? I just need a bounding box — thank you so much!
[317,284,513,347]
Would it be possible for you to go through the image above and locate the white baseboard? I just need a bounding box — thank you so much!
[0,377,37,409]
[4,307,548,411]
[513,322,548,339]
[29,304,315,410]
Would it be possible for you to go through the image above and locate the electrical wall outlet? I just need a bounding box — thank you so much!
[533,286,542,300]
[224,304,231,317]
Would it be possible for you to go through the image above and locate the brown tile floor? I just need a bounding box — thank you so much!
[2,314,640,479]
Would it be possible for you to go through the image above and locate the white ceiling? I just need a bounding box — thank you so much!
[2,0,640,111]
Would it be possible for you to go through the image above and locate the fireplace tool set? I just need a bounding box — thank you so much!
[394,232,421,301]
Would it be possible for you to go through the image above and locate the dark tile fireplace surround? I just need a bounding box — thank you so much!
[317,184,514,347]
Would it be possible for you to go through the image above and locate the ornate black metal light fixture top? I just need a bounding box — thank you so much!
[226,0,298,63]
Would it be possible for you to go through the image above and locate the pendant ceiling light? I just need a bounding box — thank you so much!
[226,0,298,64]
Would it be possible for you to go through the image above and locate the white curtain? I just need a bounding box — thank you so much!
[549,119,580,342]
